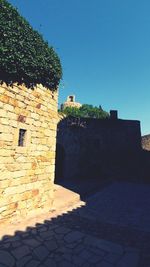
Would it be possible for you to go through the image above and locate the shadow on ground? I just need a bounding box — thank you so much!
[55,177,112,200]
[1,182,150,266]
[55,148,150,202]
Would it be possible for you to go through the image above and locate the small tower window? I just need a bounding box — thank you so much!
[69,96,74,102]
[18,129,27,147]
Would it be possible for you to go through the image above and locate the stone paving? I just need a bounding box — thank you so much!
[0,182,150,267]
[80,182,150,232]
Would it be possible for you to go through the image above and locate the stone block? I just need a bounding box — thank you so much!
[0,118,9,125]
[12,170,26,178]
[0,180,10,189]
[33,120,41,127]
[0,95,9,104]
[4,103,14,112]
[31,113,39,120]
[0,109,7,118]
[0,149,14,157]
[1,171,14,180]
[12,245,31,260]
[0,250,15,267]
[9,98,19,107]
[4,184,27,195]
[0,206,7,213]
[32,189,39,196]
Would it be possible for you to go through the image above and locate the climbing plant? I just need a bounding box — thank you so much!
[0,0,62,90]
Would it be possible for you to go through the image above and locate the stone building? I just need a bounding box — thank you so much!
[61,95,82,110]
[0,83,58,224]
[55,112,141,182]
[142,134,150,151]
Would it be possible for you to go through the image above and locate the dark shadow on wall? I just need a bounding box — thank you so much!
[55,143,65,184]
[54,117,113,198]
[137,149,150,182]
[55,116,150,198]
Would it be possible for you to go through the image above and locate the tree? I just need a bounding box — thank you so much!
[62,107,81,117]
[61,104,109,119]
[0,0,62,90]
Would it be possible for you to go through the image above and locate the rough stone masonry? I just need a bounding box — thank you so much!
[0,83,58,224]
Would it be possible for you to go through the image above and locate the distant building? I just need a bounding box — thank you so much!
[61,95,82,110]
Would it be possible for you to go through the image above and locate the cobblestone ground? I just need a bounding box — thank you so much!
[0,182,150,267]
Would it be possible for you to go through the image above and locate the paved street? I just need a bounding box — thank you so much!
[0,182,150,267]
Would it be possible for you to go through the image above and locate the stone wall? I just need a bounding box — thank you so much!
[56,117,141,181]
[142,134,150,151]
[0,83,58,224]
[62,101,82,109]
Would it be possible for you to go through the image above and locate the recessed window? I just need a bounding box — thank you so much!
[69,96,74,102]
[18,129,27,147]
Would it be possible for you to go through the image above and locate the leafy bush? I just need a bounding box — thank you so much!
[61,104,109,119]
[0,0,62,90]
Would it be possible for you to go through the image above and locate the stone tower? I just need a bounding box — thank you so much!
[61,95,82,110]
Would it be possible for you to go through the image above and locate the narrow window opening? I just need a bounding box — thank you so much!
[69,96,74,102]
[18,129,26,147]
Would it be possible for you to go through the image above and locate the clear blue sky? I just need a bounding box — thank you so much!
[8,0,150,135]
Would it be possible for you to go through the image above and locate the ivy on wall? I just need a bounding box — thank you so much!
[0,0,62,90]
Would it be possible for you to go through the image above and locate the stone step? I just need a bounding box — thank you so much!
[52,184,81,210]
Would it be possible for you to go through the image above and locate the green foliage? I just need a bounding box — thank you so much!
[63,107,81,117]
[0,0,62,90]
[61,104,109,119]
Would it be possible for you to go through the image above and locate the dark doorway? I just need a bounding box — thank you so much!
[55,143,65,183]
